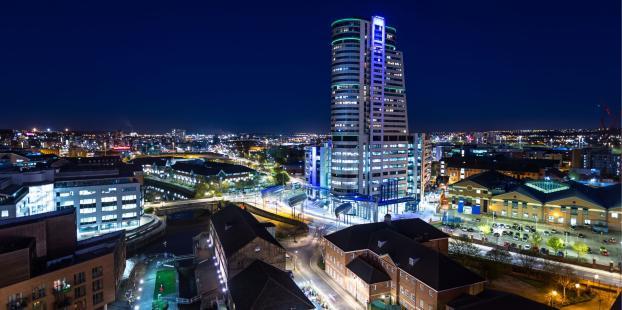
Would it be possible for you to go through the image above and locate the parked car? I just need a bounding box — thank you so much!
[601,250,609,256]
[557,251,564,257]
[540,248,549,255]
[551,229,559,234]
[502,231,509,236]
[587,247,593,254]
[513,234,519,241]
[510,243,517,249]
[578,233,585,238]
[543,230,550,236]
[492,223,498,228]
[530,228,537,233]
[523,244,531,251]
[467,228,475,232]
[474,218,481,222]
[493,232,500,238]
[522,234,529,241]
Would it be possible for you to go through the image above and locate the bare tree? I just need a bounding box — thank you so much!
[449,238,480,257]
[555,265,576,302]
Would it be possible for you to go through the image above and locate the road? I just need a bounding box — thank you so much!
[283,230,364,310]
[462,240,622,287]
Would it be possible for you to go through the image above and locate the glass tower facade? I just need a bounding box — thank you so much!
[330,16,409,200]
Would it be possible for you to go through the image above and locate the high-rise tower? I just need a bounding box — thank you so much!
[330,16,409,200]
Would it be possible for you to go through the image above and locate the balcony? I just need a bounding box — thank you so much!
[7,298,28,310]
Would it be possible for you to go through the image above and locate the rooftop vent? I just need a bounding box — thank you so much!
[377,240,387,248]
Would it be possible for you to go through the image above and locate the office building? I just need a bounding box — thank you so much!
[408,133,431,204]
[441,156,559,184]
[572,147,621,177]
[304,142,331,199]
[323,215,485,309]
[0,208,126,310]
[330,16,410,200]
[0,155,144,238]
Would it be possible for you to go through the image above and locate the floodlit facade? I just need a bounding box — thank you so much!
[304,142,331,199]
[330,16,410,200]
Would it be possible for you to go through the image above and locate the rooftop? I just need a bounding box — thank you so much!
[228,260,314,310]
[210,205,283,259]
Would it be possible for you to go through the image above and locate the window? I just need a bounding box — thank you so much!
[93,279,103,292]
[74,272,86,284]
[123,212,137,218]
[79,190,96,196]
[613,213,619,219]
[93,292,104,305]
[80,217,96,224]
[92,266,103,278]
[74,286,86,298]
[1,210,8,217]
[429,289,433,297]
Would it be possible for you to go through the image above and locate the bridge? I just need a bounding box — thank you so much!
[149,197,223,216]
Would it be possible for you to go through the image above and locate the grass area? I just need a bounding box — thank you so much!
[153,268,177,297]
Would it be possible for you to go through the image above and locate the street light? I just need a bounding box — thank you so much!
[575,283,580,297]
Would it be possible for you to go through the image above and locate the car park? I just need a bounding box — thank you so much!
[513,235,519,241]
[543,230,550,236]
[493,232,500,238]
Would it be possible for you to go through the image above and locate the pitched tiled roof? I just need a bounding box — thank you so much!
[325,220,483,291]
[211,205,283,258]
[324,218,447,252]
[452,170,521,191]
[496,180,621,210]
[346,256,391,284]
[228,260,314,310]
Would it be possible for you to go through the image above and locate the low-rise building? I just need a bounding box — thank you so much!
[0,208,125,310]
[208,205,286,280]
[323,216,485,309]
[227,260,314,310]
[447,170,621,231]
[441,156,559,184]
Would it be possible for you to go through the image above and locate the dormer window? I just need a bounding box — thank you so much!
[254,246,261,252]
[377,240,387,248]
[409,257,419,266]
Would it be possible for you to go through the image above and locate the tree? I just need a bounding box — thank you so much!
[555,266,576,302]
[479,224,492,236]
[531,231,543,249]
[516,253,537,271]
[547,236,565,254]
[572,241,589,260]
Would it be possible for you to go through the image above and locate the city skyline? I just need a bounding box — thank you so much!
[1,0,620,133]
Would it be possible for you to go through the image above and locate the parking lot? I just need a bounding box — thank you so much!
[442,212,622,267]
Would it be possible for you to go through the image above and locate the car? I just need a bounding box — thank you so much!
[508,231,514,237]
[492,223,498,228]
[543,230,550,236]
[603,239,610,244]
[467,228,475,232]
[510,243,517,249]
[587,247,593,254]
[499,223,506,228]
[557,251,564,257]
[493,232,500,238]
[551,229,559,234]
[578,233,585,238]
[513,235,519,241]
[502,231,509,236]
[530,228,537,233]
[474,218,481,222]
[570,225,577,230]
[523,244,531,251]
[522,234,529,241]
[540,248,549,255]
[601,250,609,256]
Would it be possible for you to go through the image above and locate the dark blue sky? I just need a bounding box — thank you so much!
[0,0,619,133]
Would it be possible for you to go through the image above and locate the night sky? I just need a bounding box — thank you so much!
[0,1,619,133]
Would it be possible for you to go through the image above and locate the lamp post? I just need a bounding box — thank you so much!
[575,283,580,297]
[549,290,558,306]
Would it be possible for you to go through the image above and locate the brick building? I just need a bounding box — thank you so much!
[323,216,485,309]
[0,208,125,310]
[441,156,559,184]
[447,170,622,231]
